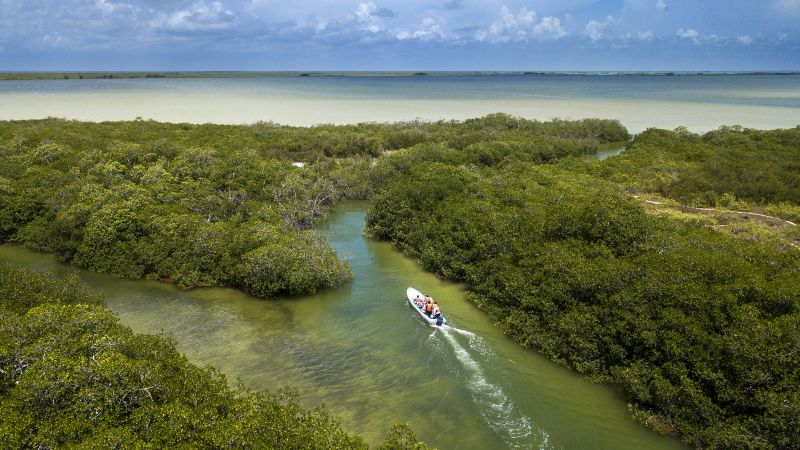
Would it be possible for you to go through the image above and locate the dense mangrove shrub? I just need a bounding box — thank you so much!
[590,126,800,207]
[0,122,365,297]
[0,114,628,162]
[0,115,625,298]
[367,148,800,449]
[0,264,428,449]
[0,116,639,450]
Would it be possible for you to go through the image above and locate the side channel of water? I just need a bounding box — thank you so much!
[592,142,627,161]
[0,202,685,450]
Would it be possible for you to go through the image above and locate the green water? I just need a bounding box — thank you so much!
[594,142,627,161]
[0,203,685,450]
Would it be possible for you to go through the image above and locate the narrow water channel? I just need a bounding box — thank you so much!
[0,202,684,450]
[593,142,627,161]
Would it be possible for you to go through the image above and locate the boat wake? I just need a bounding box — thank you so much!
[431,324,552,450]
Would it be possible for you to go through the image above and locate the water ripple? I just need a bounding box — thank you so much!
[432,324,553,450]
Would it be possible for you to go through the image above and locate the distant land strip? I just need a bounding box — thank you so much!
[2,71,800,80]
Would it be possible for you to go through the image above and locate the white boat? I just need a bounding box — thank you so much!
[406,287,446,326]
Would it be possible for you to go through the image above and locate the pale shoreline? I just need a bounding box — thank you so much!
[1,92,798,133]
[3,71,800,81]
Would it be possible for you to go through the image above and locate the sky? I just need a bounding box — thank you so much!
[1,0,799,71]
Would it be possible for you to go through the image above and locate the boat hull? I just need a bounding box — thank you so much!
[406,287,446,326]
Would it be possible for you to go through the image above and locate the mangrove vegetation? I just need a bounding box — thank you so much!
[0,264,430,448]
[0,115,625,297]
[366,125,799,449]
[588,126,800,223]
[1,115,798,448]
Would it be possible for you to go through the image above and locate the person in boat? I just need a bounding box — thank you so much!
[425,295,434,317]
[414,294,423,308]
[431,302,441,319]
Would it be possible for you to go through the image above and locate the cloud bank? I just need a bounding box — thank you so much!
[0,0,797,70]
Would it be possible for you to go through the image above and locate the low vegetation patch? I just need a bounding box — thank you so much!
[590,126,800,207]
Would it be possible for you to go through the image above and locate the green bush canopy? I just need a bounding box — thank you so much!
[367,136,800,448]
[0,115,626,298]
[5,116,798,448]
[591,126,800,206]
[0,264,430,449]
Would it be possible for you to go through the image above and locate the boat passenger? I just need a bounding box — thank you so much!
[414,295,423,308]
[424,299,434,317]
[431,302,441,319]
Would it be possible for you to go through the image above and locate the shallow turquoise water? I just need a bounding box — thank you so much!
[1,75,798,131]
[0,203,687,450]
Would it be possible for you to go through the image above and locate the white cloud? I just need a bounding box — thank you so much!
[532,17,566,40]
[94,0,135,16]
[517,8,536,25]
[585,20,604,41]
[355,3,376,22]
[477,6,566,43]
[676,27,700,44]
[353,3,397,34]
[396,17,446,41]
[151,1,237,33]
[2,0,797,67]
[675,28,736,46]
[355,3,384,33]
[619,30,655,43]
[484,6,535,42]
[584,16,616,41]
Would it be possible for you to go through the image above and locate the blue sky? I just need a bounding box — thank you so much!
[1,0,798,71]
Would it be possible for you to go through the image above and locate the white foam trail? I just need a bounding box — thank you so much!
[443,324,493,360]
[433,325,552,449]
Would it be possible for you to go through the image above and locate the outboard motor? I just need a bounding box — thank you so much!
[436,315,444,326]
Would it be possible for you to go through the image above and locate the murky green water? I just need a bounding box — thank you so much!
[594,142,627,161]
[0,203,685,450]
